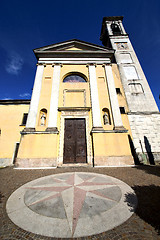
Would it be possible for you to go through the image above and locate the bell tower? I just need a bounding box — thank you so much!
[100,16,160,164]
[100,16,158,112]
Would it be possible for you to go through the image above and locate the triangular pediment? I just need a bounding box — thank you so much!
[34,39,112,53]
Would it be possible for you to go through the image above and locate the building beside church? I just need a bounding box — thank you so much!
[0,16,160,168]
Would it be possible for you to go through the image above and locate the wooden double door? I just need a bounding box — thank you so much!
[63,118,87,163]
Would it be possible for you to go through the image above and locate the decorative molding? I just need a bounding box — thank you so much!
[91,128,128,133]
[38,58,111,65]
[0,100,30,105]
[61,111,89,116]
[58,107,91,112]
[21,130,59,135]
[127,111,160,115]
[63,89,86,107]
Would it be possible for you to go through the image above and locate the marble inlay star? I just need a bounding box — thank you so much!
[7,172,137,238]
[24,173,120,235]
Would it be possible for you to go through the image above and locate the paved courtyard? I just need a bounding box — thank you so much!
[0,165,160,239]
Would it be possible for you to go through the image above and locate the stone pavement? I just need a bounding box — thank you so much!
[0,165,160,239]
[6,172,137,238]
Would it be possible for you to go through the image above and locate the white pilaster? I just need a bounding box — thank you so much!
[118,21,126,35]
[47,64,61,130]
[106,22,112,35]
[88,64,102,129]
[26,64,44,129]
[104,64,123,129]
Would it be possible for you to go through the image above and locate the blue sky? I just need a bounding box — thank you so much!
[0,0,160,109]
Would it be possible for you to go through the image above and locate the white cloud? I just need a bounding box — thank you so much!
[2,97,12,100]
[19,93,31,98]
[5,52,23,75]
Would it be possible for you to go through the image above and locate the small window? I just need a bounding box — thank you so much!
[120,107,125,114]
[21,113,28,125]
[116,88,121,94]
[63,73,86,83]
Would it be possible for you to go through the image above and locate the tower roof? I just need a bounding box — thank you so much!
[102,16,123,23]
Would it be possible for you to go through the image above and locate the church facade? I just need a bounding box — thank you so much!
[0,16,159,168]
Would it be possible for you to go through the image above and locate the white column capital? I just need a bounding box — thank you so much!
[36,63,46,67]
[52,63,63,68]
[102,63,112,68]
[86,63,97,68]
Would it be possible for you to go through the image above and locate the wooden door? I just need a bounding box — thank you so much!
[63,119,87,163]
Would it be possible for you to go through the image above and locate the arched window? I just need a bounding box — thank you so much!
[102,108,111,125]
[39,108,47,126]
[63,73,87,83]
[111,23,121,35]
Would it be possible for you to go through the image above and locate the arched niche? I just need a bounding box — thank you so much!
[39,108,47,126]
[102,108,111,125]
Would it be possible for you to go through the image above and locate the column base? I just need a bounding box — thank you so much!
[23,128,36,132]
[92,127,104,131]
[114,126,127,131]
[45,127,59,133]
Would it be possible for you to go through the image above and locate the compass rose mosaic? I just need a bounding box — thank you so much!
[6,172,137,238]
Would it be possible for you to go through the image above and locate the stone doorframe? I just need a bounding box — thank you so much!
[57,109,92,166]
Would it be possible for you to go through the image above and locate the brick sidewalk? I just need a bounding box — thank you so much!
[0,166,160,239]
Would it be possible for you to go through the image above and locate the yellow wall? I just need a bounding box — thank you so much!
[93,132,131,156]
[17,134,57,158]
[0,104,29,158]
[0,62,134,167]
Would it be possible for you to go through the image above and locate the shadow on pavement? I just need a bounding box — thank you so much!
[125,185,160,235]
[0,192,4,203]
[133,166,160,178]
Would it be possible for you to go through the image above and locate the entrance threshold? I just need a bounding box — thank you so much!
[59,163,92,168]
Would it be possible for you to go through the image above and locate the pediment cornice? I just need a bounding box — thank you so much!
[33,39,114,59]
